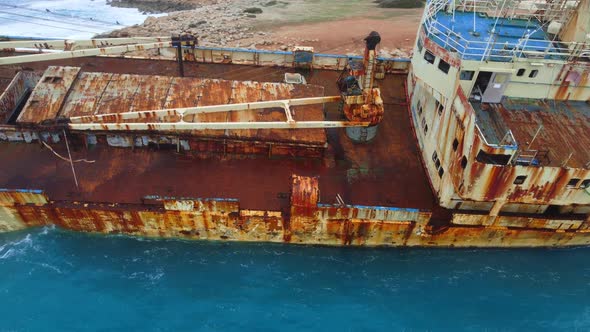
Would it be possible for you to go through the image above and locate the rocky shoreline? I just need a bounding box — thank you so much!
[101,0,418,57]
[107,0,199,14]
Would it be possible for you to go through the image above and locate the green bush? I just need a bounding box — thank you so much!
[375,0,424,8]
[244,7,263,14]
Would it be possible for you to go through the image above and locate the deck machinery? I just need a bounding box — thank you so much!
[338,31,385,143]
[1,0,590,247]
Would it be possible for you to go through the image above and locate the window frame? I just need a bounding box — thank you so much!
[460,70,475,81]
[437,59,450,74]
[529,69,538,78]
[424,50,435,64]
[567,178,581,188]
[514,175,527,185]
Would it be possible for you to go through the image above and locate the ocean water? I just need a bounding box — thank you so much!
[0,0,162,39]
[0,227,589,331]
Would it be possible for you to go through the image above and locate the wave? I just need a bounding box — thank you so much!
[0,233,34,259]
[0,0,164,39]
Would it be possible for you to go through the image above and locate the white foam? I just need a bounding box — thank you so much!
[0,0,165,39]
[0,233,33,259]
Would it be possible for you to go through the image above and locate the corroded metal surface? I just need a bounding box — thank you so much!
[0,41,172,65]
[1,184,589,247]
[409,69,590,211]
[17,66,328,145]
[0,188,48,206]
[0,71,39,124]
[59,72,116,118]
[455,86,590,207]
[0,59,436,212]
[489,99,590,168]
[17,66,80,124]
[290,175,320,207]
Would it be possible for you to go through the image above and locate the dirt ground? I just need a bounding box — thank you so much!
[105,0,422,57]
[249,11,421,55]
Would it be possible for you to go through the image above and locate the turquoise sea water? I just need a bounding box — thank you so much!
[1,227,589,331]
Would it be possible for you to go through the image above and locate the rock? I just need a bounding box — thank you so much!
[243,7,263,14]
[144,16,158,25]
[187,20,207,29]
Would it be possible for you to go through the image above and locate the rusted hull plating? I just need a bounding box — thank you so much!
[1,178,589,247]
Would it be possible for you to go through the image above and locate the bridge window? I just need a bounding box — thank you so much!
[514,175,527,185]
[581,179,590,189]
[516,68,526,77]
[460,70,474,80]
[424,50,435,64]
[438,59,450,74]
[529,70,538,78]
[417,38,423,53]
[567,178,580,188]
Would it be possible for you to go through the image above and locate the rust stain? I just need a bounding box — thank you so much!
[1,187,589,247]
[21,66,328,147]
[17,66,81,124]
[290,175,320,208]
[0,71,40,124]
[571,71,589,101]
[421,30,461,68]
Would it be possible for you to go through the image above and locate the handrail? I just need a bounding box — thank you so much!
[475,123,518,149]
[421,0,584,62]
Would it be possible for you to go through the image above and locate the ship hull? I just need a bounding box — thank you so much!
[2,184,589,248]
[0,56,588,248]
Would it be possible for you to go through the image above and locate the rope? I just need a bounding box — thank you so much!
[41,140,95,163]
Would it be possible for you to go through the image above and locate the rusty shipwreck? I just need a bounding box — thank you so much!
[1,0,590,247]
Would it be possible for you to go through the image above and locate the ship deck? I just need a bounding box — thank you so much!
[15,66,327,146]
[426,11,561,61]
[0,57,436,211]
[473,98,590,168]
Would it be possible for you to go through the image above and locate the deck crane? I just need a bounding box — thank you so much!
[337,31,385,143]
[0,34,384,131]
